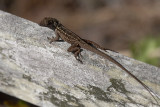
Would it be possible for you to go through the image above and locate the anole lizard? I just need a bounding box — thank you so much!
[40,17,159,105]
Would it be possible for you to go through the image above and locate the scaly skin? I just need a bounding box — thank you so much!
[40,17,160,105]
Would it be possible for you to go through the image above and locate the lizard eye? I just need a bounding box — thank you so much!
[48,20,53,25]
[54,22,58,26]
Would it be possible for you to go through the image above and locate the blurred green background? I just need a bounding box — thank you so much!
[0,0,160,107]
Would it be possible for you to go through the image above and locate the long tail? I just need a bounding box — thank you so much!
[83,45,160,105]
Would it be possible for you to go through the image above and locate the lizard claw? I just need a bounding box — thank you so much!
[76,57,83,64]
[79,53,83,59]
[75,54,83,64]
[47,36,55,44]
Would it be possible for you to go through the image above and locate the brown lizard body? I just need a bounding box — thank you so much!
[40,17,159,105]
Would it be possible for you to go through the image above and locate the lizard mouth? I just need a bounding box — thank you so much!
[39,20,46,27]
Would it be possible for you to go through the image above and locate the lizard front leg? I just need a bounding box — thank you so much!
[67,44,83,63]
[47,29,61,44]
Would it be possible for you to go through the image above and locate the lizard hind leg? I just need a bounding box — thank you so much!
[67,44,83,63]
[74,49,83,63]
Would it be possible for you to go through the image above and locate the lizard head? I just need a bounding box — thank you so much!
[39,17,59,30]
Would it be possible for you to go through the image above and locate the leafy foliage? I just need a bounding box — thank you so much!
[130,36,160,66]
